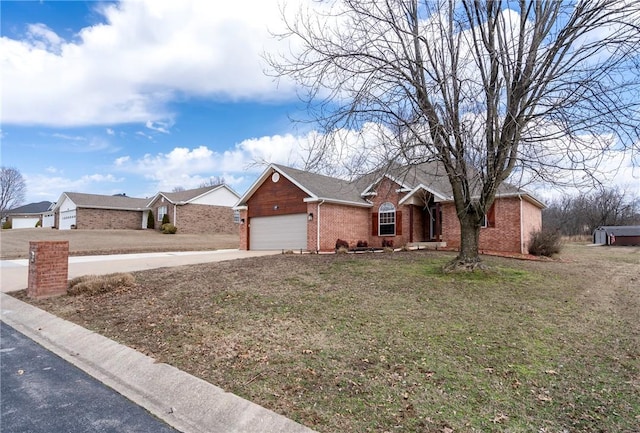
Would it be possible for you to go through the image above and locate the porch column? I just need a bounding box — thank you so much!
[409,204,414,243]
[436,203,441,242]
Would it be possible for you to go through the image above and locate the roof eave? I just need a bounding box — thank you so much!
[303,197,372,208]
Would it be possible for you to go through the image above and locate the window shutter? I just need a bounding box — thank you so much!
[396,211,402,235]
[487,203,496,228]
[372,213,378,236]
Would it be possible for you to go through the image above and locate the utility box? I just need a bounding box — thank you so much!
[27,241,69,299]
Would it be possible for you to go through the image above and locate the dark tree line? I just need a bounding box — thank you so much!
[543,186,640,236]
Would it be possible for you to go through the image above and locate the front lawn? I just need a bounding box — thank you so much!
[18,246,640,432]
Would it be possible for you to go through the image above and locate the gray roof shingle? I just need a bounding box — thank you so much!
[6,201,53,214]
[64,193,149,210]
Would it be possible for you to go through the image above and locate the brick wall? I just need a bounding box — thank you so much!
[441,197,542,253]
[521,199,543,253]
[76,208,143,230]
[175,204,236,234]
[27,241,69,298]
[367,177,410,248]
[312,203,370,251]
[239,209,248,249]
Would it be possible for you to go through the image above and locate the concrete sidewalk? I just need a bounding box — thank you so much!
[1,249,278,293]
[1,249,317,433]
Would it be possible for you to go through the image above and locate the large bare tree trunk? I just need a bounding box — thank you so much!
[444,210,486,272]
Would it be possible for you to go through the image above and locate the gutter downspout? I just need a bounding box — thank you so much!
[317,200,325,252]
[173,204,177,227]
[519,195,524,254]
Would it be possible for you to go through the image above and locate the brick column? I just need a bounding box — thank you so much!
[27,241,69,299]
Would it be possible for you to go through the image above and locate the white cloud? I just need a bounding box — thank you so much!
[1,0,301,127]
[145,120,171,134]
[25,172,124,202]
[106,128,115,135]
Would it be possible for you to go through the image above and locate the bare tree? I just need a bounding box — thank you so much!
[544,186,640,235]
[199,176,225,187]
[0,167,27,218]
[172,186,186,192]
[270,0,640,268]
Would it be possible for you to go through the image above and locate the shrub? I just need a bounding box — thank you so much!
[528,229,562,256]
[161,223,177,234]
[382,238,394,248]
[35,220,42,227]
[147,210,155,229]
[2,220,11,229]
[335,238,349,250]
[162,213,170,225]
[356,240,368,248]
[67,273,135,296]
[336,246,349,254]
[383,247,394,253]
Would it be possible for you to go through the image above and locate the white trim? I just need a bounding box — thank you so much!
[519,195,525,254]
[360,173,412,197]
[398,184,449,205]
[303,197,372,208]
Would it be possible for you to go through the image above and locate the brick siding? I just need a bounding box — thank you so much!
[311,202,370,251]
[27,241,69,298]
[441,197,541,254]
[175,204,235,234]
[76,208,143,230]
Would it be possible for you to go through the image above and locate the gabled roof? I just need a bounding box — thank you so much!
[235,162,545,209]
[148,184,240,206]
[54,192,149,211]
[594,225,640,236]
[6,201,53,215]
[235,164,371,208]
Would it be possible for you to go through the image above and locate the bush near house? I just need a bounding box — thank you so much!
[162,213,170,225]
[147,210,155,229]
[528,229,563,256]
[335,238,349,250]
[161,223,177,234]
[2,220,11,229]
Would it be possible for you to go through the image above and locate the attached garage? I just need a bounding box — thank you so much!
[59,209,77,230]
[249,214,307,250]
[11,217,40,229]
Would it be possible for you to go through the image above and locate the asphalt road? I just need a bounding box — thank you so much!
[0,321,180,433]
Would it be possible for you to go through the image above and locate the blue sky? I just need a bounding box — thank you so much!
[1,0,638,205]
[1,0,316,203]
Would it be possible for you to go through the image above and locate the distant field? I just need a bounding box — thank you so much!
[0,228,239,259]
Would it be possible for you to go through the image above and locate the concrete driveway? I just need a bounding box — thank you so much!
[1,249,278,293]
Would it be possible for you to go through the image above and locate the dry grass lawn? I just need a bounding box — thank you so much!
[0,228,239,259]
[15,244,640,433]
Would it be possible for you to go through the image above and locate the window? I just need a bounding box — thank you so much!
[378,202,396,236]
[481,203,496,228]
[233,209,241,224]
[158,206,167,222]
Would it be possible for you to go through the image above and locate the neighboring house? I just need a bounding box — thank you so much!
[234,163,545,254]
[593,225,640,246]
[146,184,240,234]
[52,193,149,230]
[3,201,52,229]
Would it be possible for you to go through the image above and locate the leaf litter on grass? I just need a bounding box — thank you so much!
[15,246,640,433]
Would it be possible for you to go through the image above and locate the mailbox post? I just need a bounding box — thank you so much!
[27,241,69,299]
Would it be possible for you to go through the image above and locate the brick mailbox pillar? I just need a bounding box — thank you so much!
[27,241,69,299]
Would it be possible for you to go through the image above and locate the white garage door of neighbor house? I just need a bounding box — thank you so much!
[12,217,40,229]
[59,210,77,230]
[250,214,307,250]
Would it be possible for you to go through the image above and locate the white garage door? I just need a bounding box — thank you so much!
[12,217,40,229]
[250,214,307,250]
[59,210,77,230]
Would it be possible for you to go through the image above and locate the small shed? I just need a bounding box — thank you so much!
[593,225,640,246]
